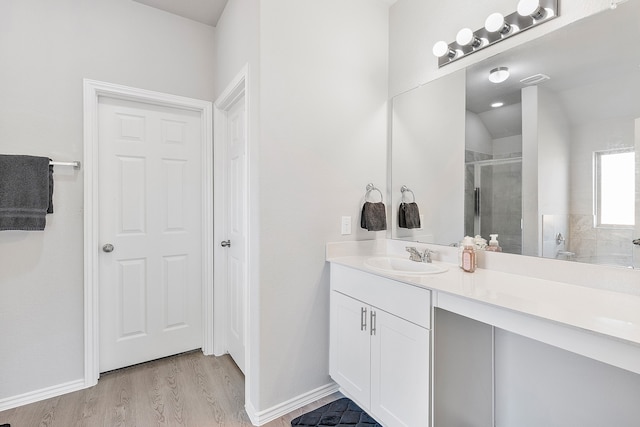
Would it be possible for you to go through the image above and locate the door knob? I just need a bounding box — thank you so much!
[633,238,640,246]
[102,243,115,253]
[221,240,231,248]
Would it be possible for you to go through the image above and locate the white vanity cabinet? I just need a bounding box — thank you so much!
[330,264,431,427]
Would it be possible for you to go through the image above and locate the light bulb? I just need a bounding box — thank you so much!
[485,12,512,34]
[432,41,456,59]
[517,0,546,19]
[456,28,481,48]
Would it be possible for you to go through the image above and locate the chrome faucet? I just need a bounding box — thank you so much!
[405,246,435,263]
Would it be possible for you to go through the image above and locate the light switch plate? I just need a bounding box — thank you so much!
[341,216,352,235]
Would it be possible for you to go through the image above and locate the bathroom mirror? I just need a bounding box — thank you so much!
[391,70,466,246]
[391,2,640,268]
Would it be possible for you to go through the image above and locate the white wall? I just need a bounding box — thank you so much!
[522,86,571,257]
[213,0,260,98]
[465,111,493,155]
[0,0,215,402]
[538,87,570,219]
[493,135,522,157]
[478,103,523,141]
[392,71,466,244]
[537,87,571,258]
[521,86,539,256]
[257,0,389,410]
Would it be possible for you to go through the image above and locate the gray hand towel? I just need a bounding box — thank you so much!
[399,202,421,229]
[361,202,387,231]
[0,155,54,231]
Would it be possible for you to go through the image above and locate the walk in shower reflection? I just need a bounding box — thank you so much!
[465,154,522,254]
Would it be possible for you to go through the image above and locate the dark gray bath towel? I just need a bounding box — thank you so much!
[399,202,421,229]
[361,202,387,231]
[0,155,54,231]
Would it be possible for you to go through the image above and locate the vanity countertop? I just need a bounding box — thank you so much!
[327,254,640,348]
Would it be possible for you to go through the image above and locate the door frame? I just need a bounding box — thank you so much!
[212,68,246,357]
[82,79,214,386]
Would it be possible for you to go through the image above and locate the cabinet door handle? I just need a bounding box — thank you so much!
[370,311,377,336]
[361,307,367,331]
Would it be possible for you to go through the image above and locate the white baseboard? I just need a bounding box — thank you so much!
[0,378,87,412]
[246,382,340,426]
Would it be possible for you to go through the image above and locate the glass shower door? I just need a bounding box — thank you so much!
[465,158,523,254]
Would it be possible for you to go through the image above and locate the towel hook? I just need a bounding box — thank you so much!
[365,183,383,203]
[400,185,415,203]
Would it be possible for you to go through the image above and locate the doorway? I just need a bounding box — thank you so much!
[213,67,249,375]
[97,97,204,372]
[83,79,214,384]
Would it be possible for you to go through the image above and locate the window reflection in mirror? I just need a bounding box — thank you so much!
[595,149,635,227]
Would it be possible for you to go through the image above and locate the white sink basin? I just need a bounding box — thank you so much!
[364,256,448,275]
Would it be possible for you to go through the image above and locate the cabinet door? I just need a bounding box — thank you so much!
[330,291,371,407]
[371,309,430,427]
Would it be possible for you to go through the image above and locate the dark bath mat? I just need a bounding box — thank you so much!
[291,397,381,426]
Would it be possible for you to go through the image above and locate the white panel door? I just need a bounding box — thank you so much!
[330,292,371,407]
[371,309,430,427]
[98,97,203,372]
[224,95,247,373]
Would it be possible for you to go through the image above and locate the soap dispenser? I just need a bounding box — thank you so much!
[486,234,502,252]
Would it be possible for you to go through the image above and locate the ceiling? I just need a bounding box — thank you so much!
[133,0,397,27]
[133,0,229,27]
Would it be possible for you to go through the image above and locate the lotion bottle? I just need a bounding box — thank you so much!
[458,236,471,268]
[461,236,476,273]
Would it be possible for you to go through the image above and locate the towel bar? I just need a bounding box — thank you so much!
[49,160,81,169]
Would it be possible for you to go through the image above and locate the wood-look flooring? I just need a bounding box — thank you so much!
[0,351,341,427]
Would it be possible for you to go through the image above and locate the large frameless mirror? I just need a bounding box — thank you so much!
[391,2,640,268]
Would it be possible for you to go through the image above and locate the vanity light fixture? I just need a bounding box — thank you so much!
[489,67,510,83]
[433,0,558,67]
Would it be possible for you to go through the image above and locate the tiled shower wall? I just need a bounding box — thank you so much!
[569,214,634,267]
[543,214,633,267]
